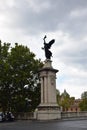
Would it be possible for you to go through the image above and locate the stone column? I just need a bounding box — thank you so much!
[35,59,61,120]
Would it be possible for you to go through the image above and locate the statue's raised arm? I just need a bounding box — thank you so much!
[42,35,55,60]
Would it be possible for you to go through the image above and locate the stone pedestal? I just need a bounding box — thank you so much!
[35,59,61,120]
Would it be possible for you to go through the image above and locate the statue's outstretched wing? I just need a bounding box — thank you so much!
[47,39,55,49]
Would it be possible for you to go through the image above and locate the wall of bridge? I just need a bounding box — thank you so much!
[61,111,87,120]
[15,111,87,120]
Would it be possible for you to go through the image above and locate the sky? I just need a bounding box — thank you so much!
[0,0,87,99]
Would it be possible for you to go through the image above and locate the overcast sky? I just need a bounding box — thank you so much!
[0,0,87,99]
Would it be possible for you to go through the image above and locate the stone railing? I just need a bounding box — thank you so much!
[15,111,87,120]
[15,112,34,120]
[61,111,87,120]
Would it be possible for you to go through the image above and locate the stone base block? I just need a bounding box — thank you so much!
[34,106,61,120]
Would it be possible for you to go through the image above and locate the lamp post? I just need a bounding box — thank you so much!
[25,98,32,112]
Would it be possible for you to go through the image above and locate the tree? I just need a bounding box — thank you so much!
[81,91,87,99]
[79,91,87,111]
[0,41,11,112]
[60,90,71,111]
[0,42,43,112]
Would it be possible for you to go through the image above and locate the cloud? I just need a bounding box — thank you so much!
[51,31,87,70]
[26,0,51,13]
[0,0,87,98]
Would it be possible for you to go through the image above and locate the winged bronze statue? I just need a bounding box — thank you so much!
[42,35,55,59]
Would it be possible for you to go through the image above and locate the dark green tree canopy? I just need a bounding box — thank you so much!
[0,41,43,112]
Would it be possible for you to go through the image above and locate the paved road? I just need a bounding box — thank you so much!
[0,120,87,130]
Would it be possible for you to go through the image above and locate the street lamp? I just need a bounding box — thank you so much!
[25,98,32,112]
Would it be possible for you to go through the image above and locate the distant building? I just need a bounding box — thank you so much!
[59,90,81,112]
[67,99,81,112]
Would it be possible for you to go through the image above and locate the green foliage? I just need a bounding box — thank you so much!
[79,99,87,111]
[0,41,43,112]
[56,89,75,111]
[60,97,70,111]
[60,90,70,111]
[0,41,11,112]
[79,91,87,111]
[81,91,87,99]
